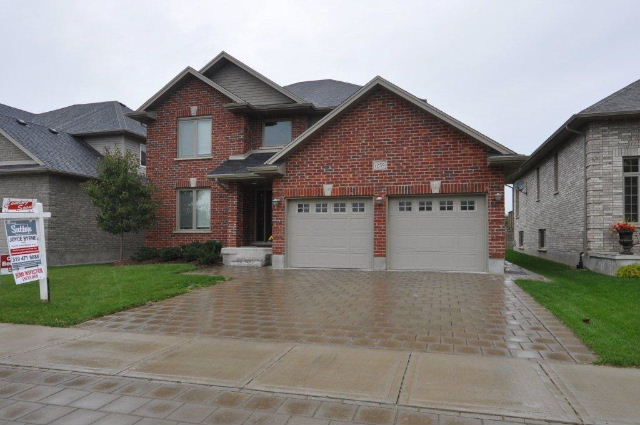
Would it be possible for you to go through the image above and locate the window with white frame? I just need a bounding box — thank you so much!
[297,203,310,213]
[178,117,212,158]
[140,144,147,167]
[460,200,475,211]
[515,189,520,218]
[439,200,454,211]
[263,120,292,147]
[352,202,365,213]
[553,152,559,193]
[624,157,639,222]
[535,167,541,201]
[538,229,546,249]
[315,203,328,213]
[333,202,346,213]
[518,231,524,247]
[419,200,432,211]
[398,201,412,211]
[178,189,210,230]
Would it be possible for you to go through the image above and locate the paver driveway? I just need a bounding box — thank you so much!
[79,268,595,363]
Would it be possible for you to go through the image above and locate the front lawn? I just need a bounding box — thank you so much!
[506,249,640,366]
[0,263,224,327]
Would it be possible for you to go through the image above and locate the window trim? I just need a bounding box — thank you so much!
[553,152,559,194]
[623,157,640,222]
[176,188,211,232]
[177,116,212,159]
[535,167,541,201]
[262,118,293,147]
[140,143,147,167]
[514,189,520,219]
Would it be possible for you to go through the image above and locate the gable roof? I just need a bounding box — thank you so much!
[0,114,100,178]
[0,103,36,121]
[199,51,306,104]
[284,79,361,108]
[136,67,245,113]
[267,76,515,164]
[509,77,640,181]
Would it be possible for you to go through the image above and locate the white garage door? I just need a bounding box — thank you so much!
[388,195,487,272]
[287,198,373,269]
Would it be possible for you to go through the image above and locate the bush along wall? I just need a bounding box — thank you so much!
[131,240,222,265]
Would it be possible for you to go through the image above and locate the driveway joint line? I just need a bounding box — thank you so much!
[243,343,298,389]
[395,351,412,405]
[537,360,587,425]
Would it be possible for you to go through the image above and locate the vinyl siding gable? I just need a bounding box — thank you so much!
[207,62,292,105]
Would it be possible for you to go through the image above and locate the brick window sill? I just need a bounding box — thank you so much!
[174,156,213,161]
[173,230,212,234]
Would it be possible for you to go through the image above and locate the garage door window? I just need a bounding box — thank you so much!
[439,200,454,211]
[333,202,346,213]
[418,200,432,211]
[352,202,365,213]
[297,203,310,213]
[460,200,476,211]
[315,203,328,213]
[399,201,412,211]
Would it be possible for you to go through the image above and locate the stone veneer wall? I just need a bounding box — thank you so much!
[513,133,586,266]
[585,118,640,253]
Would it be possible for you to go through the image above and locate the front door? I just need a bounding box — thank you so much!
[255,190,272,243]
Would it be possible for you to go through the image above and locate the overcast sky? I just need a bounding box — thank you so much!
[2,0,639,210]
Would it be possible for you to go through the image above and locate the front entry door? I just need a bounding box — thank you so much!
[255,190,272,243]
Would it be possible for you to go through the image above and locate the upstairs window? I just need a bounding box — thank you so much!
[178,117,212,158]
[624,157,639,222]
[535,167,541,201]
[263,120,292,147]
[553,152,559,193]
[140,144,147,167]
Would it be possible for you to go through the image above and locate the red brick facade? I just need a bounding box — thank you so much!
[145,78,506,264]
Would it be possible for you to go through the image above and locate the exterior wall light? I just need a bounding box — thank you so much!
[272,198,282,207]
[375,196,385,205]
[494,192,504,201]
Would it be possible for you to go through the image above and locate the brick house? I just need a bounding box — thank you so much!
[0,101,145,265]
[129,52,521,273]
[510,78,640,275]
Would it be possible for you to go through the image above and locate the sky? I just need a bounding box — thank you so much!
[2,0,639,211]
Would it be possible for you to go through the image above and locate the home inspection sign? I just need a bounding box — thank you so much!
[0,199,51,301]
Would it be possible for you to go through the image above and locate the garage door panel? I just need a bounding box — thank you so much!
[288,198,373,269]
[388,196,487,272]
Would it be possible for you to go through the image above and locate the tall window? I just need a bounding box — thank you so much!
[538,229,546,249]
[263,120,292,147]
[518,231,524,247]
[178,189,211,230]
[178,117,212,158]
[140,144,147,167]
[624,157,639,222]
[535,167,541,201]
[553,152,559,193]
[515,189,520,218]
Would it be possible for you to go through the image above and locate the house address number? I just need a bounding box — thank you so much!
[372,160,388,171]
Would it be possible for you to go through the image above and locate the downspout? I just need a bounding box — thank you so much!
[565,122,587,267]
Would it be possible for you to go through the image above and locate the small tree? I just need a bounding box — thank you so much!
[83,148,158,260]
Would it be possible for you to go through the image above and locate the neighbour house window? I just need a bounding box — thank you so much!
[538,229,546,249]
[140,144,147,167]
[297,203,310,213]
[624,157,639,222]
[419,200,432,211]
[263,120,292,147]
[178,117,212,158]
[352,202,365,213]
[518,231,524,247]
[515,189,520,218]
[460,200,475,211]
[315,203,328,213]
[535,167,541,201]
[333,202,346,213]
[398,201,412,211]
[553,152,559,193]
[178,189,211,230]
[439,200,454,211]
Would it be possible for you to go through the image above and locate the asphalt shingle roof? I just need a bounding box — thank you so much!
[580,78,640,115]
[208,152,273,176]
[0,114,101,178]
[284,79,361,108]
[0,103,36,121]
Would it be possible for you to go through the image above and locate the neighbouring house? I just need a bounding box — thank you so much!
[510,78,640,275]
[0,101,146,265]
[129,51,523,273]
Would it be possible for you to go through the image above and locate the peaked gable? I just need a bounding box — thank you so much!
[267,76,514,164]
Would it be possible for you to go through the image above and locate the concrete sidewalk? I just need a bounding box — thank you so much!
[0,324,638,425]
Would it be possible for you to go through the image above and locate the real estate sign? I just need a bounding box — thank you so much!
[0,254,11,275]
[4,219,45,284]
[2,198,36,213]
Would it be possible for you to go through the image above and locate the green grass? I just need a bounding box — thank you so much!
[506,249,640,366]
[0,263,224,327]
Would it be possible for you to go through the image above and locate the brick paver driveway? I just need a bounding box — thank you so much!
[79,268,594,363]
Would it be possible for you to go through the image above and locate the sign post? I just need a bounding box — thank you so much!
[0,199,51,302]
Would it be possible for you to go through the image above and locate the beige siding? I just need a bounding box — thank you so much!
[83,134,125,155]
[0,133,34,163]
[207,62,292,105]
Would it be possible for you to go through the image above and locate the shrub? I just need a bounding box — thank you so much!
[616,264,640,278]
[198,240,223,265]
[181,242,205,262]
[158,246,183,262]
[130,247,159,262]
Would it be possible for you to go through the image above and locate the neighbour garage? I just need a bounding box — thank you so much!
[388,195,487,272]
[287,198,373,269]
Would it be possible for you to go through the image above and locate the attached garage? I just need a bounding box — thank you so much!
[388,195,487,272]
[287,198,373,269]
